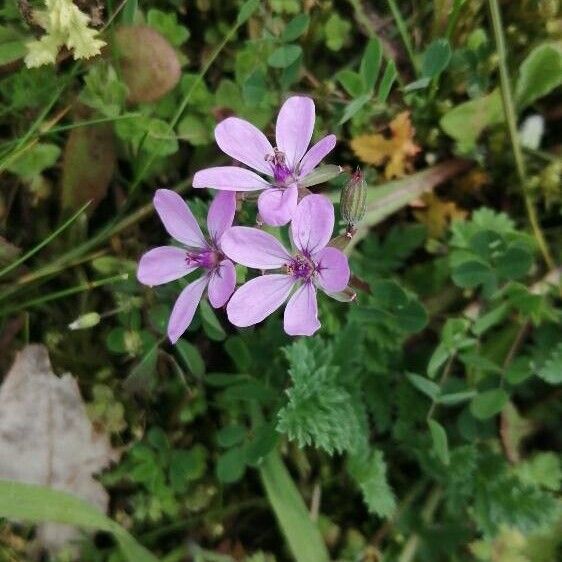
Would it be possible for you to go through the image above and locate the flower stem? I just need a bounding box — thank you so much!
[488,0,556,271]
[387,0,419,74]
[0,201,91,280]
[0,273,128,317]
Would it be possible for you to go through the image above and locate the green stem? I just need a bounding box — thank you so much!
[128,17,242,198]
[387,0,418,74]
[0,273,128,316]
[445,0,464,40]
[259,450,330,562]
[0,201,91,280]
[488,0,556,271]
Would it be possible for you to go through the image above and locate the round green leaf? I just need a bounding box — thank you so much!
[268,45,302,68]
[470,388,509,420]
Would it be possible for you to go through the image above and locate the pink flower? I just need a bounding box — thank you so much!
[137,189,236,344]
[192,96,336,227]
[221,195,350,336]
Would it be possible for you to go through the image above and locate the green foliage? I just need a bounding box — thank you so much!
[277,339,365,455]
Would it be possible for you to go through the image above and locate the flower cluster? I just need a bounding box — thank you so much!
[137,96,352,343]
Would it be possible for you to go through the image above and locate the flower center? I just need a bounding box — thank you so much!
[286,253,316,280]
[266,148,293,185]
[186,248,219,269]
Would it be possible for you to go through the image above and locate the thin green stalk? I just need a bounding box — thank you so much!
[0,273,128,316]
[445,0,464,40]
[488,0,556,271]
[0,201,91,280]
[128,17,242,198]
[1,114,139,150]
[387,0,418,74]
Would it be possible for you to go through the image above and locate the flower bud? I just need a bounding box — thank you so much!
[68,312,101,330]
[340,168,367,229]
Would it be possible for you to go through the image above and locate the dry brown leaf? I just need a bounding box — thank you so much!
[350,111,421,179]
[0,345,119,552]
[413,192,468,238]
[454,168,490,194]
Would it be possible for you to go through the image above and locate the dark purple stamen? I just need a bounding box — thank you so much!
[287,254,316,280]
[266,148,293,185]
[186,248,220,269]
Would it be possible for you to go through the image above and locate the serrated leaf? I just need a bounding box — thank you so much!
[536,342,562,384]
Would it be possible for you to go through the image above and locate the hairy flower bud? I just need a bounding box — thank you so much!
[340,168,367,230]
[68,312,101,330]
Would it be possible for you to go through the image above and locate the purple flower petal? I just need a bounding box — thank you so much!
[208,259,236,308]
[298,134,337,178]
[137,246,195,287]
[284,281,320,336]
[193,166,270,192]
[258,185,298,226]
[290,194,334,255]
[167,275,208,344]
[215,117,274,176]
[221,226,291,269]
[208,190,236,244]
[315,247,350,293]
[154,189,206,248]
[275,96,315,170]
[227,274,294,327]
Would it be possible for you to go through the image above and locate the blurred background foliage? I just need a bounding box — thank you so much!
[0,0,561,561]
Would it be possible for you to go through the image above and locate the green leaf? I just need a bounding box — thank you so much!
[6,143,60,180]
[169,445,207,490]
[199,300,226,341]
[438,390,477,405]
[348,450,396,517]
[217,425,246,448]
[472,303,509,336]
[422,39,452,79]
[536,342,562,384]
[452,259,494,288]
[406,373,441,400]
[324,13,351,52]
[336,69,365,98]
[505,356,533,385]
[338,93,371,125]
[243,69,267,105]
[0,39,26,66]
[259,451,330,562]
[377,60,397,102]
[0,480,158,562]
[175,340,205,377]
[427,341,450,379]
[496,246,533,280]
[299,164,342,187]
[121,0,138,25]
[216,446,246,483]
[268,44,302,68]
[360,37,382,92]
[282,14,310,42]
[147,9,190,47]
[440,89,504,151]
[237,0,260,25]
[177,114,212,146]
[428,419,450,465]
[245,422,279,465]
[470,388,509,419]
[516,43,562,109]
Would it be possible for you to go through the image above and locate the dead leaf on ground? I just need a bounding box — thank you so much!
[115,25,181,103]
[412,192,468,238]
[350,111,421,179]
[61,123,116,213]
[0,345,120,552]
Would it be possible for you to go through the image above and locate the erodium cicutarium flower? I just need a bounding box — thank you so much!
[137,189,236,343]
[192,96,336,226]
[221,195,350,336]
